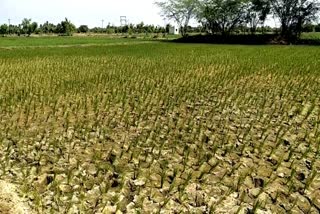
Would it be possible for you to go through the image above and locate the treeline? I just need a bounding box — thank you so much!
[0,18,76,36]
[1,0,320,41]
[1,17,319,37]
[156,0,320,41]
[0,18,204,36]
[90,23,202,34]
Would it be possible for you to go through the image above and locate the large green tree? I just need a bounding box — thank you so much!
[40,21,57,34]
[199,0,250,34]
[21,18,38,36]
[78,25,89,33]
[247,0,271,33]
[155,0,200,36]
[271,0,320,39]
[0,24,8,35]
[56,18,76,36]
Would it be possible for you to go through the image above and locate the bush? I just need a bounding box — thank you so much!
[78,25,89,33]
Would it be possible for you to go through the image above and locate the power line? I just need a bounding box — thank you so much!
[120,16,127,26]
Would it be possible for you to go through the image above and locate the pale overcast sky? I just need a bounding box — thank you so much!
[0,0,277,28]
[0,0,171,27]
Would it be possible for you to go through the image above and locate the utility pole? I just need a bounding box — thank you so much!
[102,19,104,29]
[8,19,11,35]
[120,16,127,26]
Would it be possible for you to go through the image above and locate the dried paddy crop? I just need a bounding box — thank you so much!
[0,40,319,213]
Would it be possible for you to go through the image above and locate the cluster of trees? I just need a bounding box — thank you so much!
[156,0,320,40]
[0,18,76,36]
[90,23,203,34]
[1,0,319,40]
[0,19,203,36]
[38,19,76,35]
[90,23,170,34]
[0,19,205,36]
[303,23,320,31]
[0,19,37,36]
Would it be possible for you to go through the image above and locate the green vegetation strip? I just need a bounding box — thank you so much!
[0,37,153,48]
[0,41,155,50]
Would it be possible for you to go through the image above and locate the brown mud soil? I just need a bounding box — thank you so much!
[0,181,32,214]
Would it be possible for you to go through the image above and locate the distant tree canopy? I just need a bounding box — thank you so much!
[199,0,250,35]
[199,0,319,39]
[270,0,320,39]
[199,0,272,34]
[0,18,78,36]
[247,0,271,33]
[0,24,8,35]
[156,0,320,40]
[78,25,89,33]
[0,8,319,40]
[155,0,200,36]
[56,18,76,36]
[21,18,38,36]
[89,24,171,34]
[39,21,56,34]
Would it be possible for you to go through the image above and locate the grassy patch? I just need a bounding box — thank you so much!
[0,36,149,47]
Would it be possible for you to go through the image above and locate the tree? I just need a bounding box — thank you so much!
[106,27,115,34]
[247,0,271,33]
[136,22,145,33]
[155,0,200,36]
[40,21,56,34]
[302,23,315,31]
[0,24,8,35]
[78,25,89,33]
[121,25,129,33]
[30,22,38,34]
[21,18,31,35]
[21,19,38,36]
[165,23,172,33]
[199,0,250,34]
[270,0,320,39]
[56,18,76,36]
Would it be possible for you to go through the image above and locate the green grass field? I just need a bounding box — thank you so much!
[301,32,320,40]
[0,36,152,48]
[0,37,319,213]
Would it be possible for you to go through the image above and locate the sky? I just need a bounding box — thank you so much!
[0,0,278,28]
[0,0,172,27]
